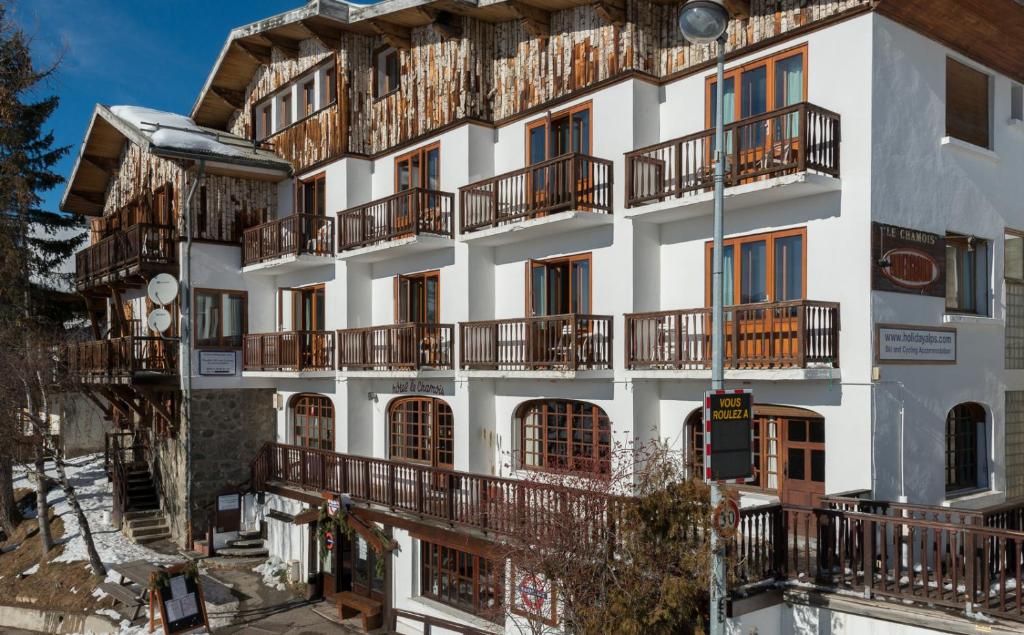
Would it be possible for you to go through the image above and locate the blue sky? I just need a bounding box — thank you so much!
[11,0,364,214]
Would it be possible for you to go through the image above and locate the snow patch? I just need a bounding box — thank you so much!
[21,564,39,576]
[253,557,287,591]
[109,105,260,160]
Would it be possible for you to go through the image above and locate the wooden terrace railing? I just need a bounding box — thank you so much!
[625,102,840,208]
[74,223,176,290]
[389,609,494,635]
[625,300,839,370]
[65,336,179,378]
[242,331,335,371]
[337,323,454,371]
[337,188,454,251]
[242,214,334,266]
[460,314,613,371]
[459,153,613,234]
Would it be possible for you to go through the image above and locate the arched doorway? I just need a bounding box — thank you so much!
[388,397,453,470]
[516,399,611,474]
[291,394,334,450]
[686,404,825,506]
[945,402,987,494]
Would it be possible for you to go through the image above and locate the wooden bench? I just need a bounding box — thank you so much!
[99,581,146,620]
[337,591,383,630]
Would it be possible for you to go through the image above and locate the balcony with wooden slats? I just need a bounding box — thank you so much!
[624,103,841,222]
[460,314,613,376]
[241,214,334,272]
[337,188,454,262]
[625,300,839,377]
[75,223,176,293]
[64,336,179,384]
[242,331,335,373]
[337,323,454,374]
[458,153,614,245]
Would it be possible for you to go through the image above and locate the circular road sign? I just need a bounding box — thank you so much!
[147,273,178,306]
[712,498,741,539]
[325,531,335,551]
[147,308,173,334]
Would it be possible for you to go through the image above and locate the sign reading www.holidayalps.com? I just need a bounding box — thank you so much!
[704,389,754,483]
[876,324,957,364]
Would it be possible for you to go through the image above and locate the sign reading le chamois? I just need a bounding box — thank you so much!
[871,222,946,297]
[704,390,754,482]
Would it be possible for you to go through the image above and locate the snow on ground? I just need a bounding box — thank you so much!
[253,557,287,591]
[12,453,174,567]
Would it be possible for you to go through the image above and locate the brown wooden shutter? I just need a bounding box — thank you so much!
[946,58,990,149]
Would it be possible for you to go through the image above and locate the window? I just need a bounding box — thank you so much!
[302,80,315,117]
[395,143,440,192]
[518,400,610,474]
[376,47,400,97]
[395,270,439,323]
[420,541,503,621]
[945,233,990,314]
[1012,84,1024,122]
[194,289,247,348]
[526,102,591,167]
[321,66,337,105]
[945,402,987,493]
[296,173,326,216]
[388,397,453,469]
[292,394,334,450]
[527,253,591,316]
[946,58,991,149]
[706,45,806,128]
[258,104,272,140]
[704,228,806,305]
[279,93,293,128]
[1007,231,1024,281]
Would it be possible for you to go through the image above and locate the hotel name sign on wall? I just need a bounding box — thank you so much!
[871,222,946,297]
[876,324,957,364]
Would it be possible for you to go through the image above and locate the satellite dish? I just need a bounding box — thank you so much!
[147,273,178,306]
[147,308,173,334]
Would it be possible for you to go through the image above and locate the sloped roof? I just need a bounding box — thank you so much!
[60,105,291,216]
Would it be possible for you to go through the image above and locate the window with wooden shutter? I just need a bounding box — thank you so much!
[946,58,991,149]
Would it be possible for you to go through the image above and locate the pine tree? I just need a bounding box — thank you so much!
[0,2,85,536]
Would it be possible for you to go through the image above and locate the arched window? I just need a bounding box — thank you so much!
[946,402,987,493]
[517,400,610,474]
[292,394,334,450]
[389,397,453,469]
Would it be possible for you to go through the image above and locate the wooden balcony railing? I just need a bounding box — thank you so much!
[242,214,334,266]
[242,331,335,371]
[459,153,613,234]
[460,314,612,371]
[75,223,176,290]
[338,188,454,251]
[625,102,841,208]
[337,323,454,371]
[625,300,839,370]
[65,336,179,378]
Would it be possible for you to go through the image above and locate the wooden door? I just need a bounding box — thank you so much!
[781,417,825,507]
[344,535,385,602]
[294,286,326,368]
[321,525,344,599]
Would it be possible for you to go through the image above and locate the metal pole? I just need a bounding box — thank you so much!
[709,34,727,635]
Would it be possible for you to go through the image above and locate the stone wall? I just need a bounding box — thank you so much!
[153,388,276,545]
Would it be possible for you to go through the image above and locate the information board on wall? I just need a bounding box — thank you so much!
[704,390,754,483]
[871,222,946,297]
[198,351,237,376]
[876,324,957,364]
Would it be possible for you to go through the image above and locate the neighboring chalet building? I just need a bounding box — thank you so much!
[59,0,1024,632]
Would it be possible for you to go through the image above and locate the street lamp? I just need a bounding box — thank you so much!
[678,2,730,635]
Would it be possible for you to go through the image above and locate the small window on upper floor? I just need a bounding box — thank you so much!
[946,58,991,149]
[946,232,990,315]
[258,103,272,140]
[1006,231,1024,281]
[376,47,400,98]
[279,92,293,129]
[301,79,316,118]
[321,66,337,105]
[1012,84,1024,123]
[296,173,326,216]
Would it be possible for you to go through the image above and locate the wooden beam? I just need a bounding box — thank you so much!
[370,20,412,50]
[723,0,751,19]
[136,388,175,426]
[78,385,112,420]
[509,2,550,39]
[234,40,272,65]
[96,386,140,420]
[257,32,301,59]
[592,0,626,25]
[108,286,128,337]
[430,10,463,40]
[210,87,245,110]
[82,153,119,172]
[299,19,343,49]
[74,191,106,206]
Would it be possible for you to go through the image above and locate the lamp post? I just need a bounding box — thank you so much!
[678,2,730,634]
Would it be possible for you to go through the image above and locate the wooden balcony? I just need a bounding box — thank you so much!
[337,323,454,371]
[242,331,335,372]
[337,188,454,253]
[242,214,334,267]
[625,102,840,208]
[625,300,839,370]
[460,314,613,372]
[65,336,178,383]
[459,153,613,235]
[74,223,176,292]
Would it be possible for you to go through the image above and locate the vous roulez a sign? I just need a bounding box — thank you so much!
[876,324,957,364]
[704,389,754,483]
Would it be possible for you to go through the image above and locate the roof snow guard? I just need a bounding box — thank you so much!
[60,104,291,216]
